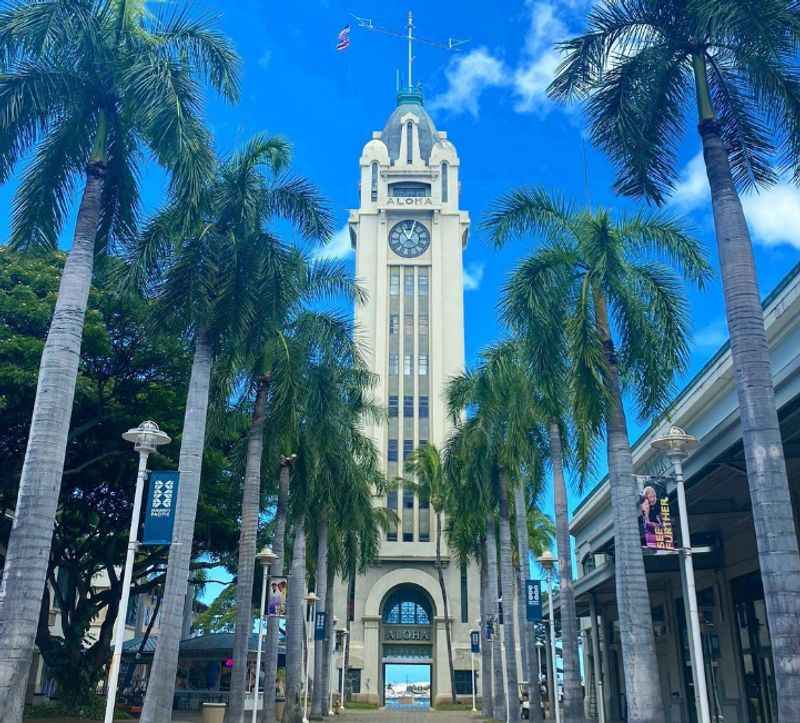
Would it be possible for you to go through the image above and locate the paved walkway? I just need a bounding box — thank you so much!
[336,710,485,722]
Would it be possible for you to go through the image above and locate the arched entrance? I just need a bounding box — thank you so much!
[379,584,435,707]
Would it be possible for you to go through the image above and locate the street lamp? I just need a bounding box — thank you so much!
[303,591,319,723]
[337,626,349,711]
[538,549,561,723]
[328,616,338,715]
[253,546,277,723]
[652,426,711,723]
[497,597,510,723]
[104,421,170,723]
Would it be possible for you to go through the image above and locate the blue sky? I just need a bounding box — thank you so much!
[3,1,800,608]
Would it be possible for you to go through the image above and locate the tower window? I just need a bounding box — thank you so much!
[419,396,429,418]
[419,493,430,542]
[419,354,428,376]
[390,269,400,295]
[404,314,414,335]
[390,182,431,198]
[403,439,414,460]
[389,353,399,375]
[387,490,398,541]
[388,439,398,462]
[419,316,429,335]
[404,272,414,296]
[389,314,399,335]
[441,162,449,202]
[403,395,414,417]
[388,395,398,418]
[371,162,379,202]
[402,487,414,541]
[418,269,429,295]
[406,121,414,164]
[404,354,413,375]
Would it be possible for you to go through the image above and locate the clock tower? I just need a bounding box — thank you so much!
[333,89,476,706]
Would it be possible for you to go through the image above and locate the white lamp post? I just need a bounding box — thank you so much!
[652,426,711,723]
[253,546,277,723]
[538,550,560,723]
[497,597,510,723]
[469,628,478,712]
[303,591,319,723]
[328,616,338,715]
[337,627,349,712]
[104,421,170,723]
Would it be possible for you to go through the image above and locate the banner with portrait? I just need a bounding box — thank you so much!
[470,630,481,653]
[637,480,676,551]
[267,577,288,616]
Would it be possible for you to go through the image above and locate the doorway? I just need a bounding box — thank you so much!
[384,664,431,708]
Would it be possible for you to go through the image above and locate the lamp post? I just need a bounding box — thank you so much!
[652,426,711,723]
[497,597,509,723]
[469,627,478,713]
[253,546,277,723]
[538,550,560,723]
[337,626,349,711]
[104,421,170,723]
[303,591,319,723]
[328,616,338,715]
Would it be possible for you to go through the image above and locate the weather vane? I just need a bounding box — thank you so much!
[349,11,469,93]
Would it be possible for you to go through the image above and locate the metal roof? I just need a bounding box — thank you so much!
[381,93,441,164]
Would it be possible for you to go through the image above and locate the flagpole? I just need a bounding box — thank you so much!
[407,10,413,91]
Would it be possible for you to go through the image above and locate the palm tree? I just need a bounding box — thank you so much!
[550,5,800,714]
[486,189,709,722]
[403,442,458,704]
[223,264,364,723]
[127,136,332,723]
[0,4,238,715]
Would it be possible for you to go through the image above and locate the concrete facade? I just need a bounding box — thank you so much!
[331,92,480,706]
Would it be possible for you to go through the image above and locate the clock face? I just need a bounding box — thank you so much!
[388,220,430,258]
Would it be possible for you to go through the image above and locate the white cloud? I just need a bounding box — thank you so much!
[463,262,485,291]
[429,48,509,118]
[741,184,800,249]
[258,49,272,69]
[693,318,728,350]
[672,151,800,249]
[312,224,352,261]
[430,1,590,117]
[669,152,709,210]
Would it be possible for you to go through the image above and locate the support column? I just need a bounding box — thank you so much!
[362,617,380,706]
[597,608,614,721]
[589,595,605,723]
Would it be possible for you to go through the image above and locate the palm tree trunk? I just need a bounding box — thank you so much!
[549,420,581,723]
[283,523,306,723]
[0,160,106,723]
[513,484,543,723]
[499,473,521,721]
[260,459,291,723]
[435,510,457,704]
[595,294,665,723]
[141,329,213,723]
[226,377,270,723]
[698,117,800,719]
[320,566,334,717]
[479,543,493,719]
[311,517,329,717]
[486,520,506,721]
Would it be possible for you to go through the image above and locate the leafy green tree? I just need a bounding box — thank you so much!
[0,249,239,708]
[550,5,800,715]
[126,134,332,723]
[404,443,457,704]
[0,3,239,715]
[486,189,709,723]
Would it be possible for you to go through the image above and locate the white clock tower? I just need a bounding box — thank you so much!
[332,89,478,706]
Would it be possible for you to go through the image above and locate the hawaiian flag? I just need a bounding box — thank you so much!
[336,24,351,51]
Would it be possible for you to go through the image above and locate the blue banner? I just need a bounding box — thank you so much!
[315,611,327,641]
[484,621,493,641]
[142,471,180,545]
[526,579,542,622]
[470,630,480,653]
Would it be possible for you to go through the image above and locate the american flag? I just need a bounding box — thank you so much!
[336,25,351,51]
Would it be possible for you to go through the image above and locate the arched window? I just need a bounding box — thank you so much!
[370,162,379,202]
[441,162,449,202]
[382,585,432,625]
[406,121,414,164]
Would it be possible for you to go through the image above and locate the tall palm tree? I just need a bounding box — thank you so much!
[127,136,332,723]
[404,442,458,704]
[486,189,709,723]
[223,263,364,723]
[0,4,238,715]
[550,5,800,715]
